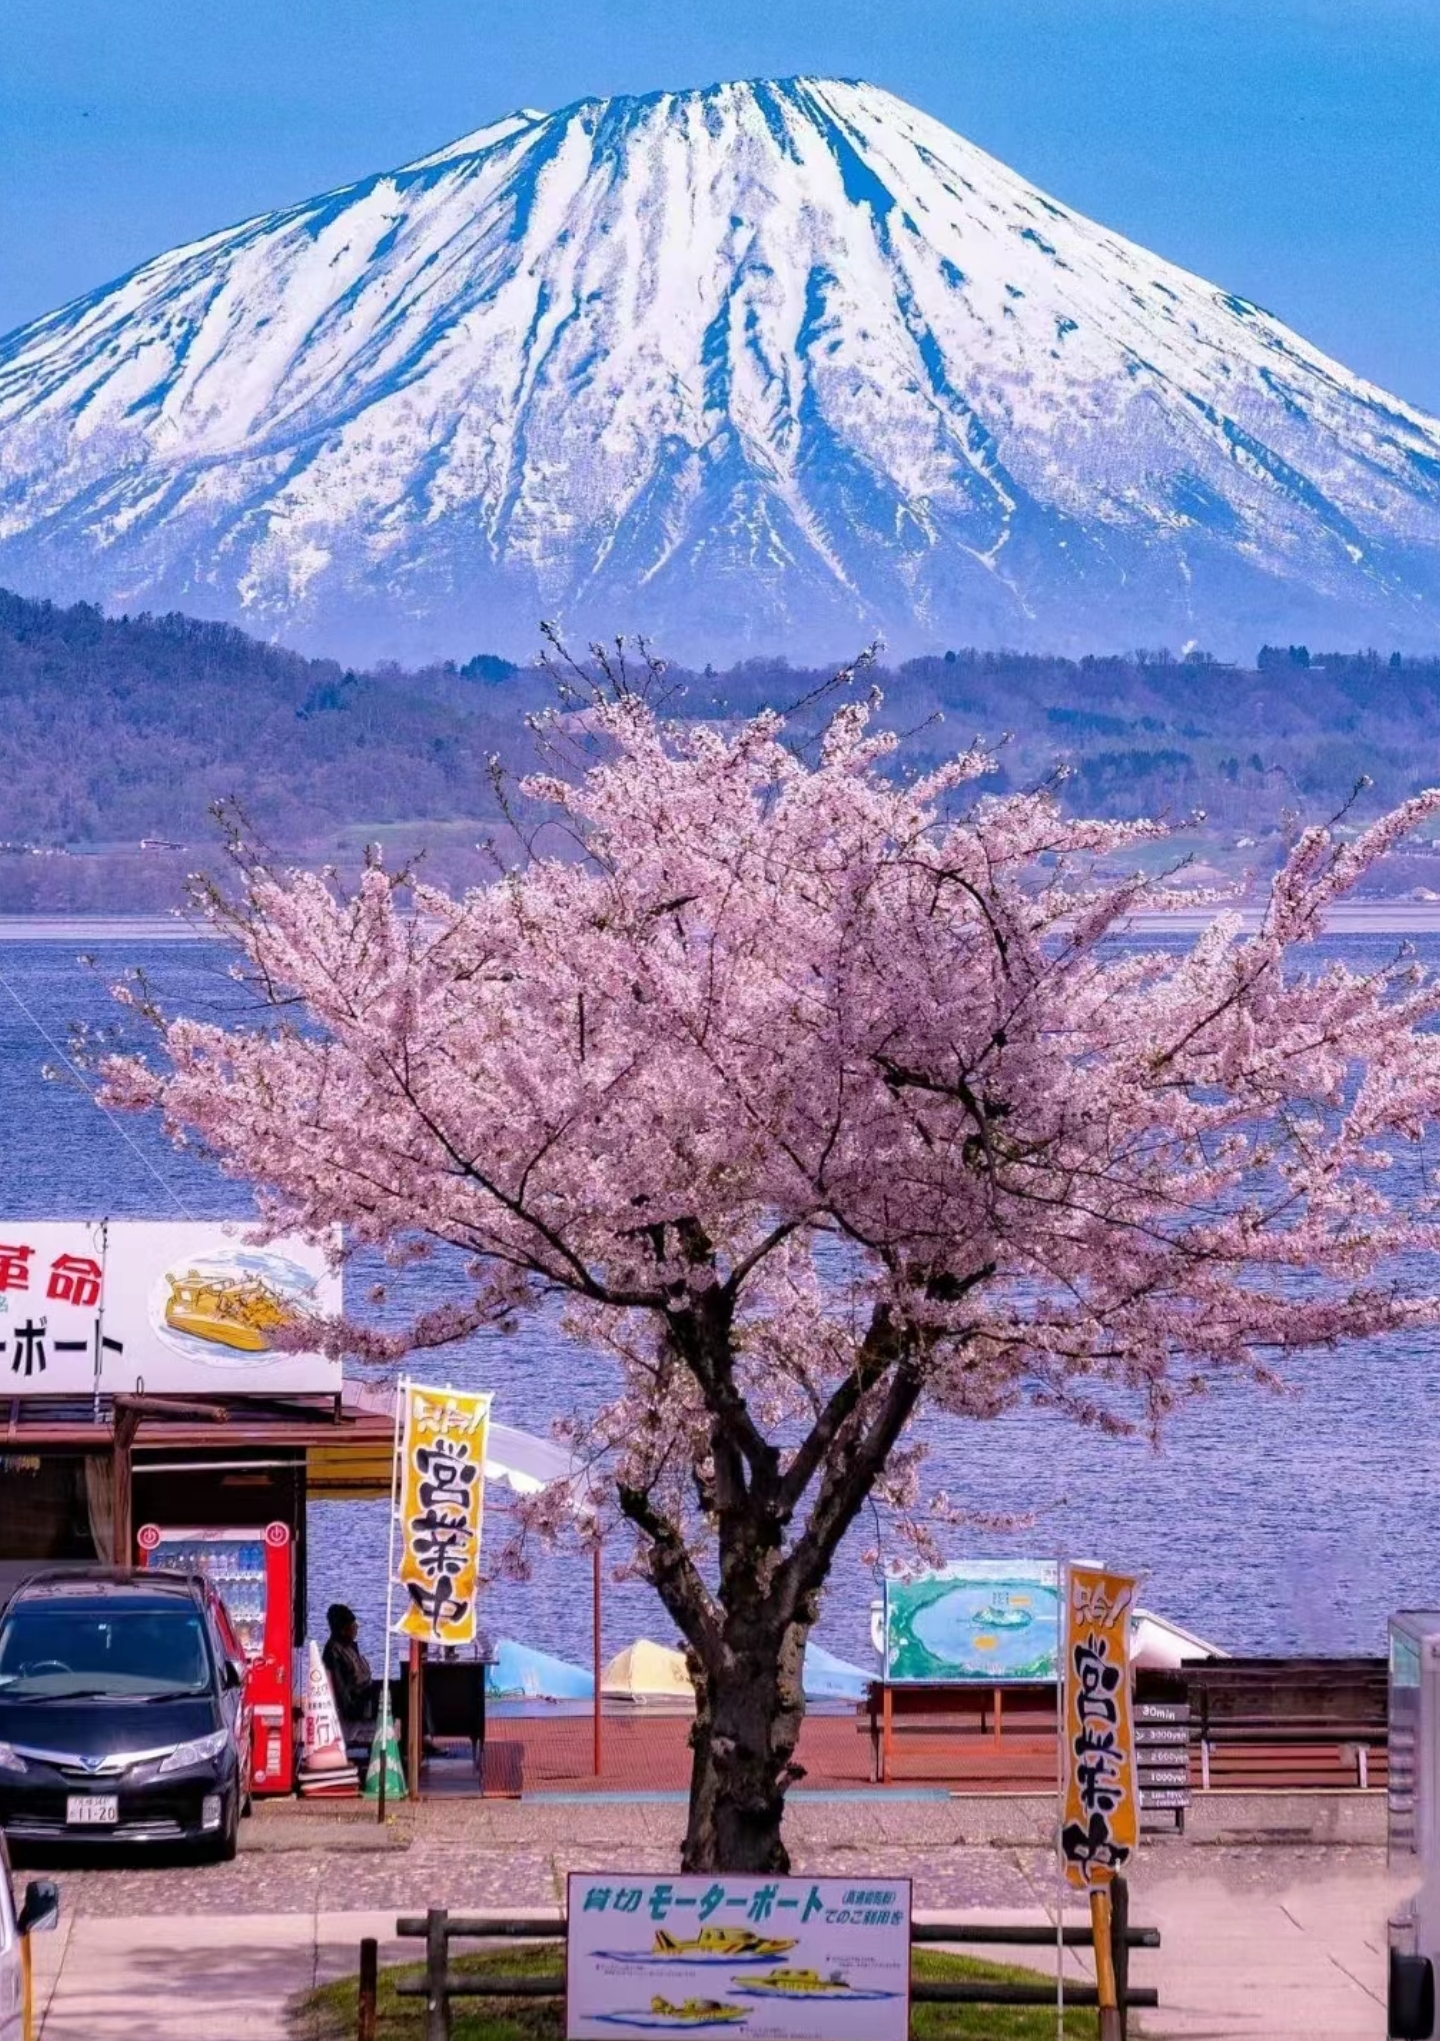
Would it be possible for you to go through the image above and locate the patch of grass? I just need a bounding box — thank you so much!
[296,1942,1100,2040]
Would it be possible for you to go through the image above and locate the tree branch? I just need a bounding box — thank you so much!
[617,1479,723,1665]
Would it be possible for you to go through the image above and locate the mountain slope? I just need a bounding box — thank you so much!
[2,77,1439,660]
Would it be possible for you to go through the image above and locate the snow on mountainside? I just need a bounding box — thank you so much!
[2,76,1440,662]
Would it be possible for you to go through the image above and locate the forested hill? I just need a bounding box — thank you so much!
[3,586,1440,910]
[0,588,541,845]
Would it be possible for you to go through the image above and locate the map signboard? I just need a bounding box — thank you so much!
[879,1559,1060,1682]
[0,1220,341,1395]
[566,1874,911,2041]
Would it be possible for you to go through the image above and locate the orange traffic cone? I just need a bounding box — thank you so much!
[297,1639,359,1795]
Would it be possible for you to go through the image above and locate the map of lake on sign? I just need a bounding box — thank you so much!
[565,1875,911,2041]
[880,1561,1063,1682]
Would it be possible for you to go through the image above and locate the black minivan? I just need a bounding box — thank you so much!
[0,1571,247,1859]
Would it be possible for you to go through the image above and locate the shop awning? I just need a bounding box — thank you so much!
[0,1380,598,1512]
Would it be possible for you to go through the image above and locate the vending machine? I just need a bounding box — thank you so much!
[1388,1611,1440,2038]
[137,1520,296,1796]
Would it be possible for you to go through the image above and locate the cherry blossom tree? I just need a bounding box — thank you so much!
[105,680,1440,1871]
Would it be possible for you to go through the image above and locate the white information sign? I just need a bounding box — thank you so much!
[0,1221,342,1395]
[566,1873,911,2041]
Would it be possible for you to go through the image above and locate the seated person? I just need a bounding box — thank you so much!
[322,1601,438,1755]
[321,1602,375,1742]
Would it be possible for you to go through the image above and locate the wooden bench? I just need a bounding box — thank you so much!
[856,1658,1389,1792]
[1182,1656,1387,1791]
[862,1680,1058,1785]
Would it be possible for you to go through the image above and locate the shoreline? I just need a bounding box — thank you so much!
[6,903,1440,942]
[0,916,208,941]
[1127,901,1440,934]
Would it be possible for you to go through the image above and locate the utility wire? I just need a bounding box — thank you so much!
[0,965,197,1219]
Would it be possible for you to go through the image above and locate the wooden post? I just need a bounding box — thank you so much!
[20,1933,32,2041]
[592,1541,603,1779]
[993,1685,1003,1751]
[357,1936,378,2041]
[1090,1885,1121,2041]
[111,1405,140,1566]
[424,1907,450,2041]
[1110,1874,1130,2041]
[881,1684,894,1785]
[408,1640,423,1801]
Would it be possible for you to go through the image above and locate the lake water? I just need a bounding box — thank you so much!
[2,933,1438,1675]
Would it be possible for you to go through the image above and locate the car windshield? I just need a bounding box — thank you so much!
[0,1607,213,1699]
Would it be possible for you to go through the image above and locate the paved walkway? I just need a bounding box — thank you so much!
[31,1908,409,2039]
[16,1800,1410,2037]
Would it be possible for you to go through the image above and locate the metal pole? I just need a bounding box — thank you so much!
[593,1539,603,1778]
[91,1216,109,1425]
[378,1377,407,1824]
[408,1637,423,1801]
[1056,1557,1067,2041]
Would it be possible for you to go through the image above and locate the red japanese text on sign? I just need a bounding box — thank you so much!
[46,1254,103,1307]
[0,1246,33,1293]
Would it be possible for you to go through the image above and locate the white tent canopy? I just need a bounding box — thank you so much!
[1131,1606,1228,1669]
[485,1419,595,1502]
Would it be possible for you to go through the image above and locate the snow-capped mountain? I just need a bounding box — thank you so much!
[2,77,1440,662]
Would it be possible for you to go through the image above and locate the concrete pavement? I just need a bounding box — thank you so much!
[1127,1863,1399,2038]
[29,1907,412,2039]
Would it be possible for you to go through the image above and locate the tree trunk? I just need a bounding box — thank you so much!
[681,1620,808,1873]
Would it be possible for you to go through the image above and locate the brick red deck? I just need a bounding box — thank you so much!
[474,1706,1059,1796]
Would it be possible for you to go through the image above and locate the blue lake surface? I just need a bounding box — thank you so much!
[2,933,1438,1672]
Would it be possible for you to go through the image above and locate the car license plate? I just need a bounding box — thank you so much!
[65,1794,118,1825]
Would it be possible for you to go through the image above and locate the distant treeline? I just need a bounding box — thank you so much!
[2,585,1439,908]
[706,641,1440,831]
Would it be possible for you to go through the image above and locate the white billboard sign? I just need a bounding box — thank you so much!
[0,1221,341,1396]
[565,1873,911,2041]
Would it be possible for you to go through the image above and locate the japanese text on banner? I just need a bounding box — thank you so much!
[395,1386,490,1644]
[1060,1564,1140,1889]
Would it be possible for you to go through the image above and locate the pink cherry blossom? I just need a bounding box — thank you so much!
[103,688,1440,1869]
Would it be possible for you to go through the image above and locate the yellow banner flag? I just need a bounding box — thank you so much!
[1060,1564,1140,1889]
[394,1385,491,1644]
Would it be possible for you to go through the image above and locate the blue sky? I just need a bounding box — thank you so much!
[4,0,1439,411]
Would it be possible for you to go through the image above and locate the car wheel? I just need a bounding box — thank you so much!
[203,1790,239,1865]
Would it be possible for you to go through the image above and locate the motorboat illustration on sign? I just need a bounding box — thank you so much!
[600,1928,797,1965]
[150,1247,323,1367]
[165,1270,296,1352]
[592,2005,747,2031]
[735,1967,899,2001]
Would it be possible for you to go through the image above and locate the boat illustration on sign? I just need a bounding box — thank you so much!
[164,1269,297,1352]
[592,2004,749,2032]
[149,1246,324,1368]
[735,1967,899,2001]
[628,1927,795,1963]
[648,1999,746,2025]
